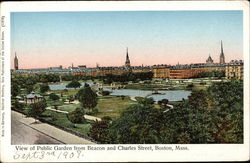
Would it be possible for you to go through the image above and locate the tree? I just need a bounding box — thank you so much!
[27,101,47,122]
[137,97,155,105]
[49,93,60,101]
[12,100,25,111]
[76,84,98,111]
[66,80,81,89]
[186,83,194,90]
[195,70,225,79]
[108,104,169,144]
[121,95,125,100]
[90,120,110,143]
[100,90,110,96]
[106,81,243,144]
[166,100,213,143]
[11,82,20,98]
[207,81,243,143]
[157,100,163,105]
[25,85,34,94]
[68,95,75,104]
[40,84,50,93]
[161,99,169,106]
[67,107,86,124]
[49,93,60,109]
[188,90,212,109]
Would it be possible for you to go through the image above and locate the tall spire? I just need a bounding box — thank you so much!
[126,47,129,61]
[14,52,19,70]
[221,40,224,54]
[125,47,131,70]
[220,40,225,64]
[125,47,130,63]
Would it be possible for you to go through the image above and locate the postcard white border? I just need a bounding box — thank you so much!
[0,1,249,162]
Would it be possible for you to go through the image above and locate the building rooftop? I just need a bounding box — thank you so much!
[26,92,43,99]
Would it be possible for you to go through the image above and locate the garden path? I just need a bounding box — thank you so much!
[46,107,102,121]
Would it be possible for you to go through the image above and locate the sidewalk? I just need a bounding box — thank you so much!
[12,111,95,144]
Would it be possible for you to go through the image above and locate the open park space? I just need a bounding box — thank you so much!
[11,72,243,144]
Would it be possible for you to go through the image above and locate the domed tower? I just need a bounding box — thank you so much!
[206,54,213,64]
[220,41,225,64]
[14,52,19,70]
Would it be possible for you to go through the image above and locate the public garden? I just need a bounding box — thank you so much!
[11,72,243,144]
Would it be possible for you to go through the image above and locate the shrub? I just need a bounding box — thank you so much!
[101,91,110,96]
[67,107,86,124]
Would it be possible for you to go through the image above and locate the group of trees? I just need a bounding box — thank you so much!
[102,72,153,84]
[76,84,98,111]
[195,70,225,79]
[12,73,60,86]
[157,99,169,107]
[61,74,94,81]
[66,80,81,89]
[40,84,50,93]
[67,107,86,125]
[67,83,98,124]
[11,74,59,99]
[11,72,99,124]
[27,101,47,122]
[90,80,243,144]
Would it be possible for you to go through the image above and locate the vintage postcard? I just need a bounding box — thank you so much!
[0,1,249,162]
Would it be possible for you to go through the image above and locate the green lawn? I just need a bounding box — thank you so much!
[94,96,137,118]
[58,103,81,112]
[41,110,92,135]
[56,96,137,118]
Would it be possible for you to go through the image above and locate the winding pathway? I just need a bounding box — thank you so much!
[46,107,101,121]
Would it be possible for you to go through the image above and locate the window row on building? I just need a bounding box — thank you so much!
[153,60,243,80]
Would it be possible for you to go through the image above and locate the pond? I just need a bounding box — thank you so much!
[104,88,191,102]
[49,83,191,102]
[49,83,94,90]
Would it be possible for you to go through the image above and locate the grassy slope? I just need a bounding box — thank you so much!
[95,96,137,118]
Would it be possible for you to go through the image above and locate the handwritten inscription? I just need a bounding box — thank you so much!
[13,145,85,160]
[14,150,84,160]
[13,145,189,161]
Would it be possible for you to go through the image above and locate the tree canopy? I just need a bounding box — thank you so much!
[40,84,50,93]
[27,101,47,121]
[66,80,81,89]
[91,81,243,144]
[67,107,86,124]
[49,93,60,101]
[76,84,98,111]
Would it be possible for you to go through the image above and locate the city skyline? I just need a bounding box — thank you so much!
[11,11,243,69]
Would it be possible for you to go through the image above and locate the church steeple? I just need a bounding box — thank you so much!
[125,47,131,70]
[220,40,225,64]
[14,52,19,70]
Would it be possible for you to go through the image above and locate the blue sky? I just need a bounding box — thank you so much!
[11,11,243,68]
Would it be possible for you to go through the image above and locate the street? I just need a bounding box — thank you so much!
[11,111,62,144]
[11,111,95,144]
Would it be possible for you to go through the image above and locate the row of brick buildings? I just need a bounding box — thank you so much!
[151,41,243,80]
[152,61,243,80]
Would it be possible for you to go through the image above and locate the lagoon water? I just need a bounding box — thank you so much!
[147,90,191,102]
[49,83,191,102]
[105,88,191,102]
[49,83,94,90]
